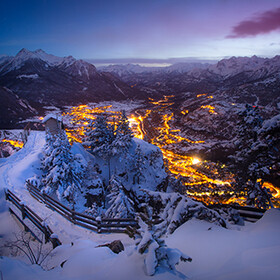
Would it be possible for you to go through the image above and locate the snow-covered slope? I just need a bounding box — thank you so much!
[0,131,280,280]
[167,209,280,280]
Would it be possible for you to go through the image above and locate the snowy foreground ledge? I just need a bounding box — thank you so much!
[1,208,280,280]
[0,131,280,279]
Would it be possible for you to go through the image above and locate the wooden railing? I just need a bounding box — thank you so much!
[5,188,61,248]
[26,182,138,234]
[208,203,266,222]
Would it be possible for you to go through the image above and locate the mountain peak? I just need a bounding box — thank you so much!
[34,49,46,54]
[18,48,31,54]
[16,48,36,59]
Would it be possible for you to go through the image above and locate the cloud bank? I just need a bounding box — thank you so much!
[228,7,280,38]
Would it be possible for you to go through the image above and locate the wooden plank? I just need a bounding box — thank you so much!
[49,206,73,222]
[43,193,72,212]
[26,184,139,233]
[7,190,21,202]
[9,208,42,243]
[43,197,72,216]
[101,228,126,234]
[25,206,43,222]
[74,216,98,227]
[27,185,41,195]
[7,189,61,246]
[74,211,96,220]
[102,218,136,222]
[99,223,135,228]
[238,211,264,219]
[25,213,45,233]
[28,192,45,205]
[209,203,266,213]
[233,205,266,213]
[28,189,44,202]
[74,220,98,232]
[243,217,259,222]
[8,197,22,211]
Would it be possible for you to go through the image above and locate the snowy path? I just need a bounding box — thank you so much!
[0,132,133,247]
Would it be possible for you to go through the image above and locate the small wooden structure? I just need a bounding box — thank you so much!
[42,114,63,135]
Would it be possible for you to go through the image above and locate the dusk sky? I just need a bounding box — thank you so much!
[1,0,280,63]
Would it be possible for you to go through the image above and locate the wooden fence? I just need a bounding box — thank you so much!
[26,182,138,234]
[5,188,61,248]
[208,203,266,222]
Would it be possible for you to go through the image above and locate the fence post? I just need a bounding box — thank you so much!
[51,237,60,249]
[42,190,46,203]
[43,225,50,244]
[4,188,9,201]
[20,202,26,219]
[96,216,102,233]
[71,211,76,224]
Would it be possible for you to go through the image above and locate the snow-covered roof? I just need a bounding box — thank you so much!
[42,113,62,123]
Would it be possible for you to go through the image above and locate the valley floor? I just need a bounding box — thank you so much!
[0,132,279,280]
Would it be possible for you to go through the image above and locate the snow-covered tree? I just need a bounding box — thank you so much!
[135,215,192,276]
[41,130,56,171]
[245,180,273,209]
[83,114,114,154]
[230,105,279,208]
[131,144,145,184]
[111,110,133,156]
[105,176,135,218]
[41,130,85,202]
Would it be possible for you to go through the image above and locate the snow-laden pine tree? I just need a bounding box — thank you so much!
[230,105,279,208]
[111,110,133,156]
[129,144,146,184]
[41,129,56,171]
[246,180,273,209]
[135,215,192,276]
[105,176,135,218]
[83,114,114,154]
[83,114,115,179]
[41,130,84,202]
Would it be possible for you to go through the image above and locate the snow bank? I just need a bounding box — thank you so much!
[166,209,280,280]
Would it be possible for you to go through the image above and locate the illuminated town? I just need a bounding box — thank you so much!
[41,96,278,208]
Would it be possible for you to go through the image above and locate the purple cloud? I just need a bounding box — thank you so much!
[227,7,280,38]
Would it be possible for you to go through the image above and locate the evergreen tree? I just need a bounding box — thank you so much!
[83,114,114,154]
[132,144,145,184]
[111,110,133,156]
[41,129,56,171]
[41,130,84,201]
[105,176,135,218]
[246,180,273,209]
[230,105,279,208]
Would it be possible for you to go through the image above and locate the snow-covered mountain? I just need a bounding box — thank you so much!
[0,86,37,128]
[0,49,145,121]
[106,55,280,107]
[98,62,210,77]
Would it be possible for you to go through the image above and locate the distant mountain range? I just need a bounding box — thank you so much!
[100,55,280,107]
[0,48,279,128]
[0,48,146,127]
